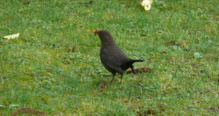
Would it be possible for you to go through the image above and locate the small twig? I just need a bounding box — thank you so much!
[22,72,34,76]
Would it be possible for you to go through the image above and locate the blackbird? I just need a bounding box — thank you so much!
[93,30,144,84]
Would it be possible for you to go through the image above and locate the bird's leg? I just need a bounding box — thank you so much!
[109,73,115,85]
[120,74,123,83]
[131,65,137,74]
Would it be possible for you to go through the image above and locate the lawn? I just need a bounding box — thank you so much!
[0,0,218,115]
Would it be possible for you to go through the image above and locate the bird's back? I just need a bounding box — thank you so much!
[100,44,131,74]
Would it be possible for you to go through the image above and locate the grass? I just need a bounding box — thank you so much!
[0,0,218,115]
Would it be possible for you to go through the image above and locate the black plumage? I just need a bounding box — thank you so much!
[93,30,144,84]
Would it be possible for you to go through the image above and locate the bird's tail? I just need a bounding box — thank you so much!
[132,59,145,62]
[126,59,145,65]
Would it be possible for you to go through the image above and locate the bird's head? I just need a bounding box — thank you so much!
[93,30,115,45]
[93,30,99,36]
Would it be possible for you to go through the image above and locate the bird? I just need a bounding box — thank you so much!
[93,30,144,84]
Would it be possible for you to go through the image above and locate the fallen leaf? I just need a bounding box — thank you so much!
[3,33,20,40]
[139,0,153,11]
[100,80,108,93]
[100,80,108,88]
[126,67,152,74]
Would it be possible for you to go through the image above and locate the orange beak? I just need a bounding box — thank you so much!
[93,30,98,36]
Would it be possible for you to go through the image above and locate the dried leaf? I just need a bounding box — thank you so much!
[3,33,20,40]
[126,67,152,74]
[139,0,153,11]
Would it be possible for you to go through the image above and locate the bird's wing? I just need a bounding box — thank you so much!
[100,52,124,74]
[100,46,130,73]
[106,62,124,74]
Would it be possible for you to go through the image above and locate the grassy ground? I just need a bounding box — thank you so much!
[0,0,218,115]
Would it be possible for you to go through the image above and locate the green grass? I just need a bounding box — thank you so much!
[0,0,218,115]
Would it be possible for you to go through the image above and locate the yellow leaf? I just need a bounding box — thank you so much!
[139,0,153,11]
[3,33,20,40]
